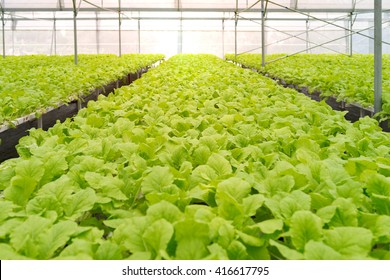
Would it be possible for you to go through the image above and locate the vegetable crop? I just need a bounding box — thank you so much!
[226,53,390,118]
[0,54,390,260]
[0,54,164,125]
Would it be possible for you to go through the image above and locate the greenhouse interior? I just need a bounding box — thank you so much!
[1,0,390,261]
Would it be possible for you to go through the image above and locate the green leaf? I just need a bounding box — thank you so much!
[4,175,39,206]
[236,230,264,247]
[324,227,373,258]
[365,174,390,215]
[113,217,148,252]
[0,201,17,223]
[215,190,243,222]
[265,175,295,196]
[143,219,174,256]
[64,188,97,219]
[227,240,248,260]
[372,215,390,242]
[0,244,31,260]
[10,215,52,258]
[370,194,390,215]
[217,177,251,202]
[0,219,23,239]
[289,210,323,251]
[41,152,68,184]
[26,195,63,217]
[146,200,183,223]
[191,165,218,184]
[269,239,304,260]
[15,158,44,182]
[329,198,358,227]
[37,175,76,203]
[256,219,284,234]
[85,172,127,201]
[37,220,79,259]
[246,245,271,260]
[192,145,212,165]
[175,219,210,259]
[345,157,378,177]
[141,166,174,194]
[280,190,311,219]
[304,241,343,260]
[206,243,229,260]
[0,163,15,191]
[95,242,122,260]
[209,217,235,248]
[207,153,232,177]
[57,239,94,260]
[316,205,337,223]
[243,194,265,216]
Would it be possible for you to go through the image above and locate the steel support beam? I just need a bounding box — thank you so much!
[72,0,78,65]
[0,8,378,13]
[222,17,225,58]
[349,13,353,56]
[234,0,238,57]
[267,24,377,65]
[96,11,100,54]
[305,18,309,53]
[1,9,5,58]
[11,14,14,56]
[374,0,382,114]
[51,15,57,55]
[267,0,389,46]
[118,0,122,57]
[138,17,141,53]
[261,0,265,67]
[178,12,182,54]
[265,24,348,56]
[290,0,298,10]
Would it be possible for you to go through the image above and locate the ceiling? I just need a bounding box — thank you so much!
[0,1,386,13]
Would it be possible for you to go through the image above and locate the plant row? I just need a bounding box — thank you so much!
[0,54,390,260]
[226,53,390,118]
[0,54,164,125]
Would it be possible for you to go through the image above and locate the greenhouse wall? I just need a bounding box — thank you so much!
[1,1,389,57]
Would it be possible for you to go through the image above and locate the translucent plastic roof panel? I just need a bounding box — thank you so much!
[2,0,388,12]
[80,0,176,10]
[2,0,61,9]
[297,0,353,10]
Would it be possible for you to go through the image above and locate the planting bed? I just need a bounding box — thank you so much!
[0,55,390,260]
[264,74,381,127]
[0,59,161,162]
[226,53,390,128]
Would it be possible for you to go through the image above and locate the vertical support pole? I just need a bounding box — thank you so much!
[1,10,5,58]
[261,0,265,67]
[222,17,225,58]
[349,13,353,56]
[54,16,57,55]
[96,11,100,54]
[72,0,78,65]
[374,0,382,114]
[11,14,14,55]
[234,0,238,57]
[178,12,182,54]
[305,18,309,53]
[118,0,122,57]
[137,15,141,53]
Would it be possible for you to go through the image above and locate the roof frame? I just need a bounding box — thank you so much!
[0,7,376,13]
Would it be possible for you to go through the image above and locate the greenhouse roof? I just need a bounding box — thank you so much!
[0,0,388,13]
